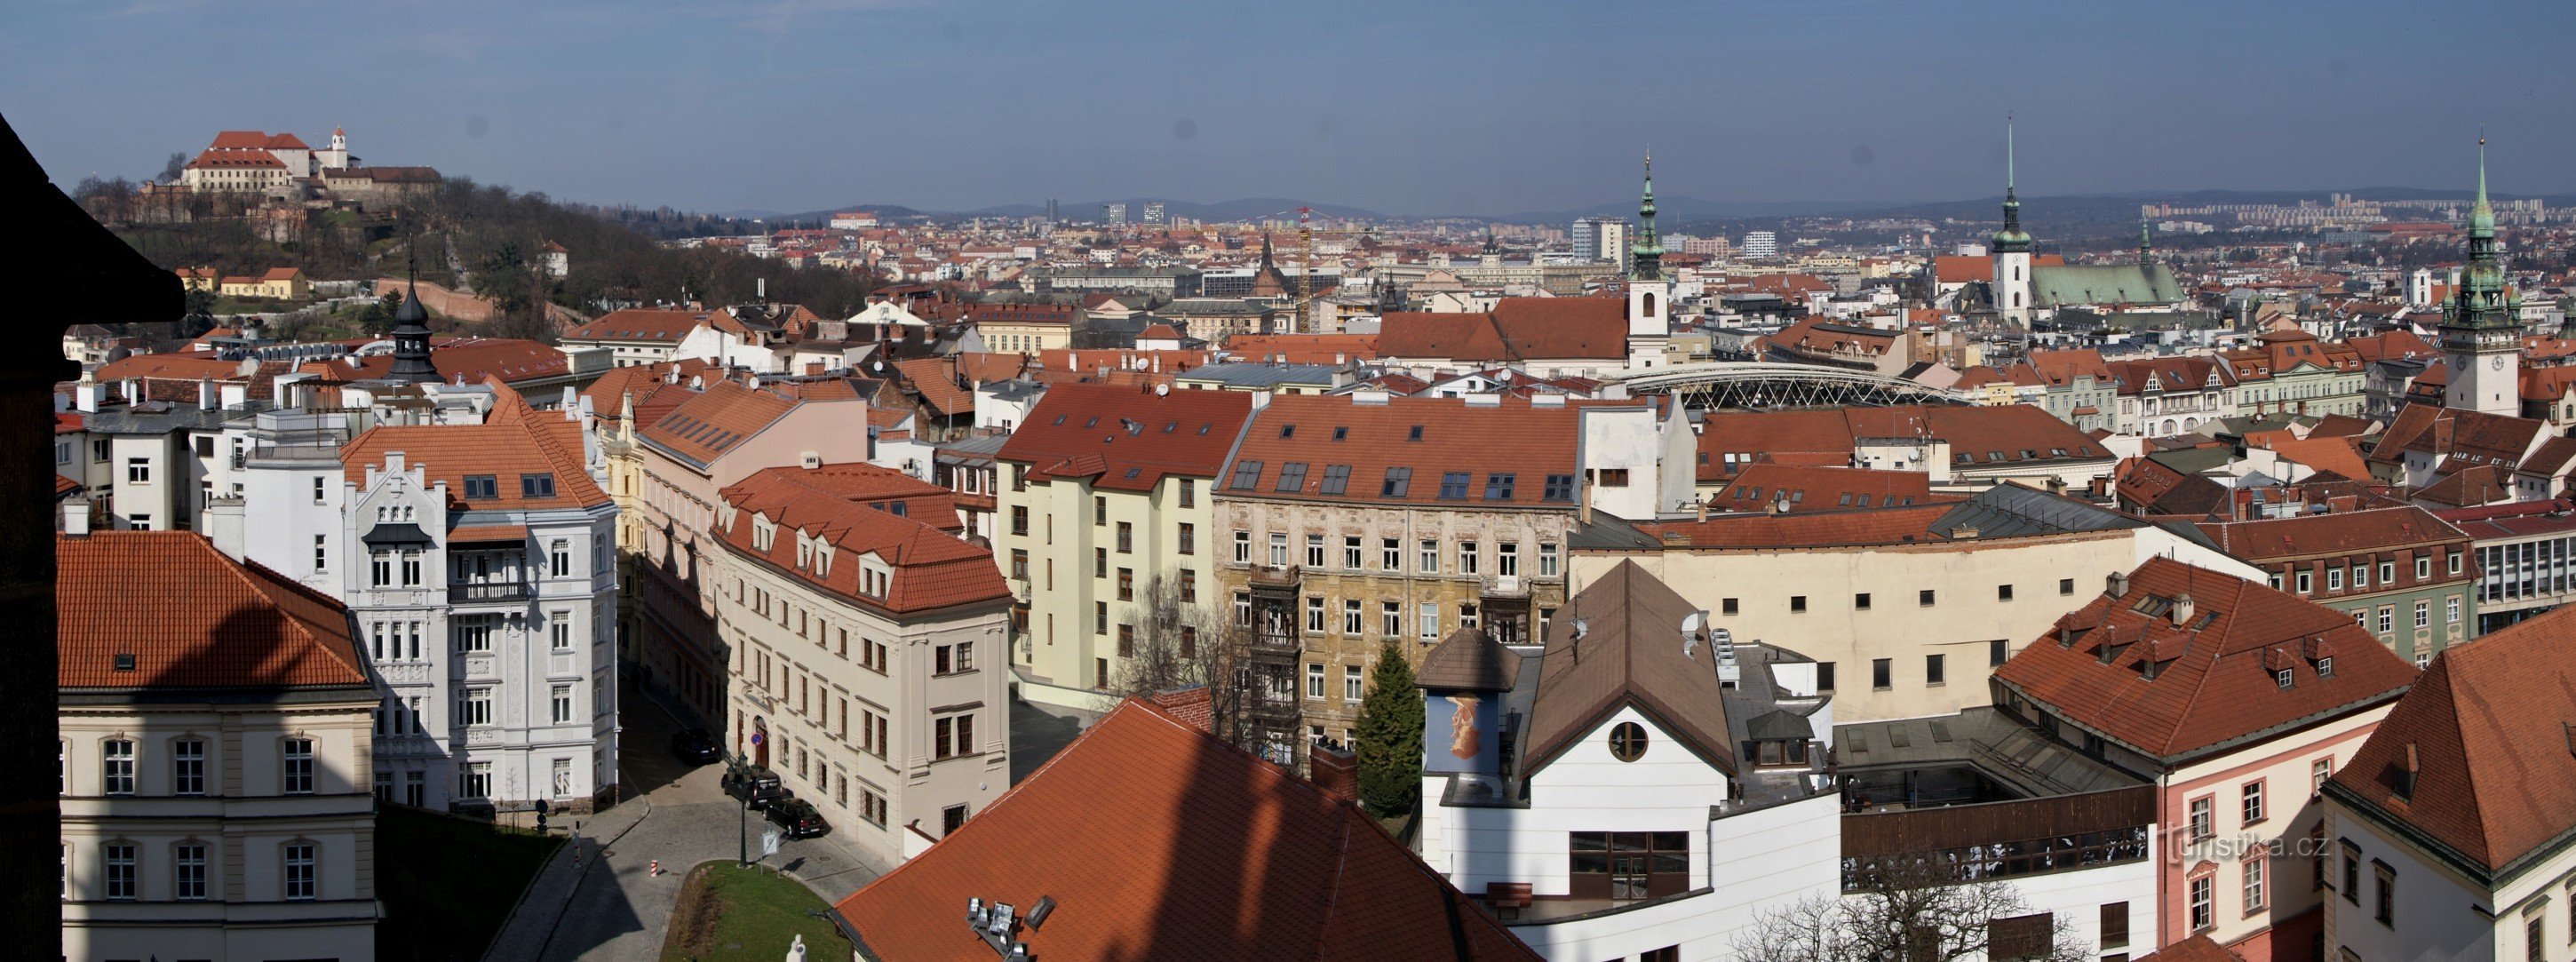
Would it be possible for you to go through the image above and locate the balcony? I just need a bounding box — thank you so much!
[1247,564,1302,591]
[1482,575,1529,598]
[451,581,532,603]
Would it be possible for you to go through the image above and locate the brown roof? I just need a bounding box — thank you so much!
[2329,602,2576,875]
[1696,404,2110,481]
[2191,505,2466,562]
[1635,503,1962,549]
[59,531,369,690]
[1376,298,1627,362]
[637,378,804,469]
[1415,627,1523,692]
[2410,463,2513,507]
[1223,394,1591,508]
[2135,935,2243,962]
[717,465,1004,616]
[832,699,1538,961]
[1521,561,1737,775]
[1992,557,2417,763]
[563,307,712,344]
[301,337,568,386]
[995,383,1253,492]
[1708,465,1937,513]
[342,383,609,512]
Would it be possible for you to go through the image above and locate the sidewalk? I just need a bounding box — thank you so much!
[480,796,656,962]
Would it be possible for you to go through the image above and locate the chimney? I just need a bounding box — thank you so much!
[61,500,91,538]
[2171,592,2195,627]
[1578,473,1594,525]
[2046,476,2067,496]
[76,382,103,413]
[197,378,215,411]
[1694,497,1707,522]
[2106,570,2130,599]
[1308,738,1358,801]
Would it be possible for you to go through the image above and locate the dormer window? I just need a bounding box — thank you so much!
[2275,668,2294,690]
[861,566,890,600]
[2316,656,2334,679]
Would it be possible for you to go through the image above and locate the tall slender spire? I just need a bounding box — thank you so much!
[2139,216,2153,265]
[1992,117,2031,254]
[386,242,439,385]
[2446,133,2515,335]
[1630,148,1662,282]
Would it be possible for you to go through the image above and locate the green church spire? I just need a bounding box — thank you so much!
[1630,148,1663,282]
[2446,133,2516,336]
[2139,216,2153,264]
[1993,118,2031,253]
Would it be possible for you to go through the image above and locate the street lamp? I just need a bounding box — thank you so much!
[731,750,751,867]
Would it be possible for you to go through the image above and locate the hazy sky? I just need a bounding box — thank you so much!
[8,0,2571,217]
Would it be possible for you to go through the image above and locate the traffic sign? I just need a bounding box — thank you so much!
[762,831,781,856]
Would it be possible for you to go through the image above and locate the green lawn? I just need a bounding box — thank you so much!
[661,861,853,962]
[377,807,564,962]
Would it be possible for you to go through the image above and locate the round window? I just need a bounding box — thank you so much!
[1609,721,1648,762]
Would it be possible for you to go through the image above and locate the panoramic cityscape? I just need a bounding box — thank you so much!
[14,3,2576,961]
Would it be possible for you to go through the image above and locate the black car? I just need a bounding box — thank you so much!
[670,728,722,765]
[767,797,831,839]
[721,766,786,810]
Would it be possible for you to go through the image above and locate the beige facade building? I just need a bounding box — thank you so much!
[1570,483,2263,722]
[60,529,379,962]
[712,464,1012,855]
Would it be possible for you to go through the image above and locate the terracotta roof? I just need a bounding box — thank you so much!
[2329,601,2576,874]
[1521,561,1737,775]
[1221,332,1378,364]
[637,378,804,469]
[578,358,714,428]
[342,380,609,511]
[2410,464,2513,507]
[1708,465,1936,513]
[996,383,1253,492]
[1222,394,1591,508]
[2027,347,2118,386]
[893,356,976,417]
[2135,935,2243,962]
[563,307,712,344]
[2263,436,2373,482]
[59,531,369,690]
[1696,404,2110,481]
[1994,557,2417,763]
[301,338,568,386]
[832,699,1538,961]
[717,465,1002,616]
[1376,298,1627,362]
[2192,505,2466,562]
[1415,627,1522,692]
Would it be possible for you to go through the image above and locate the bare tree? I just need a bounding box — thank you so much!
[1109,573,1263,753]
[1735,858,2091,962]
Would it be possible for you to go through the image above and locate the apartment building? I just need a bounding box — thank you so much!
[1214,393,1595,745]
[2320,607,2576,962]
[2192,506,2477,664]
[991,383,1254,711]
[611,370,871,730]
[712,463,1011,857]
[1574,483,2263,723]
[2437,499,2576,633]
[1994,558,2418,956]
[60,528,380,962]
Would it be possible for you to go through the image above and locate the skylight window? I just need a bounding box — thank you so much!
[1317,465,1350,496]
[1381,467,1412,497]
[1332,426,1348,441]
[1279,424,1295,439]
[1275,463,1308,492]
[1408,425,1424,441]
[1483,473,1516,500]
[1228,460,1263,489]
[1436,472,1471,500]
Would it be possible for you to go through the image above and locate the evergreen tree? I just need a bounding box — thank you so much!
[1353,640,1423,816]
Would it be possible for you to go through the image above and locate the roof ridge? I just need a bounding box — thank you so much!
[2434,655,2494,863]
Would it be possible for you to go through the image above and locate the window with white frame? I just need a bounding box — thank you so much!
[2243,856,2267,913]
[552,684,575,724]
[283,842,315,900]
[370,551,394,587]
[1459,540,1479,575]
[104,843,136,901]
[460,761,491,799]
[552,539,572,577]
[1419,539,1439,574]
[1419,601,1439,640]
[1342,599,1362,635]
[1382,600,1402,637]
[1234,530,1251,563]
[1268,533,1287,566]
[1306,663,1324,699]
[456,616,496,653]
[282,738,314,794]
[2189,873,2214,930]
[1344,664,1364,701]
[1343,536,1363,569]
[2414,600,2429,628]
[551,611,572,651]
[1498,542,1519,576]
[172,739,204,796]
[1305,534,1325,568]
[1382,538,1402,571]
[459,688,494,727]
[2242,780,2264,824]
[102,739,135,796]
[174,842,206,901]
[1305,596,1324,633]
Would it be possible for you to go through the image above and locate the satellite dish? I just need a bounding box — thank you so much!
[1155,383,1170,396]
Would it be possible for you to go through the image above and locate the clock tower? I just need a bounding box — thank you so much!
[2441,139,2522,416]
[1626,150,1671,370]
[1992,121,2034,325]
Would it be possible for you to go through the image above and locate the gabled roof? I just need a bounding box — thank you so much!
[1695,404,2111,481]
[1521,561,1736,775]
[832,699,1538,961]
[995,383,1253,492]
[59,531,369,690]
[637,378,803,470]
[1221,394,1592,508]
[1708,465,1936,513]
[1376,298,1627,362]
[2329,602,2576,876]
[717,465,1003,616]
[2029,262,2184,306]
[2192,505,2466,561]
[562,307,712,345]
[1993,557,2416,763]
[342,379,610,511]
[1415,627,1522,692]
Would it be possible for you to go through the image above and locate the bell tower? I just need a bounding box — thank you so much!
[1626,150,1670,370]
[2442,138,2522,416]
[1992,120,2034,324]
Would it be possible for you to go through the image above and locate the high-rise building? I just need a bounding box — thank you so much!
[1104,203,1128,227]
[1142,201,1165,226]
[1740,231,1778,258]
[1046,198,1059,223]
[1570,216,1628,271]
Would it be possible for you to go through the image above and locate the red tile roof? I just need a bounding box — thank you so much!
[298,338,569,386]
[717,465,1004,616]
[1993,557,2417,762]
[563,307,712,344]
[2262,436,2373,482]
[1220,332,1378,364]
[1377,298,1628,362]
[1695,404,2110,481]
[2330,601,2576,872]
[342,380,610,511]
[1223,394,1592,508]
[637,378,805,469]
[2192,505,2467,562]
[996,383,1253,491]
[2135,935,2243,962]
[1706,465,1939,513]
[832,699,1539,961]
[59,531,369,690]
[1635,503,1963,549]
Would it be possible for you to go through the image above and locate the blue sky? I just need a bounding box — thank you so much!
[7,0,2570,217]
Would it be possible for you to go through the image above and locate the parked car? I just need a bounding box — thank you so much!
[670,728,722,765]
[721,766,786,810]
[767,797,831,839]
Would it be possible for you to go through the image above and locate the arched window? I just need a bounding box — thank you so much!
[1642,292,1658,317]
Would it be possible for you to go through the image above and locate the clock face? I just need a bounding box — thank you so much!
[2493,355,2509,371]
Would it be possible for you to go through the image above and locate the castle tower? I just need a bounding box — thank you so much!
[1626,151,1671,370]
[1992,121,2035,324]
[2443,138,2523,416]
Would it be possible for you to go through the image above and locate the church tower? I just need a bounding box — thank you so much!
[1626,151,1671,370]
[1992,121,2034,324]
[385,258,440,386]
[2442,139,2522,416]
